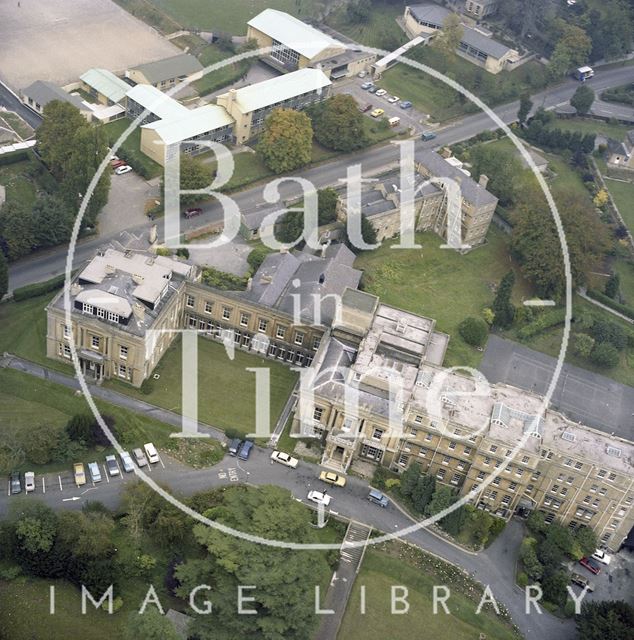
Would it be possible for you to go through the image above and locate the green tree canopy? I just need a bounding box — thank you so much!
[470,144,523,207]
[125,610,182,640]
[576,600,634,640]
[571,85,595,115]
[549,21,592,77]
[258,108,313,174]
[0,200,35,260]
[0,249,7,299]
[518,94,533,125]
[458,316,489,346]
[433,14,464,59]
[310,94,367,152]
[492,271,516,328]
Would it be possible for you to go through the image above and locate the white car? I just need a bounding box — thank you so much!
[24,471,35,493]
[591,549,612,565]
[375,89,387,97]
[307,490,331,507]
[115,165,132,175]
[270,450,299,468]
[144,442,160,464]
[387,95,400,103]
[120,451,135,473]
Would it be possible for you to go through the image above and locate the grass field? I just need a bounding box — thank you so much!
[194,43,252,96]
[354,227,533,368]
[338,543,520,640]
[106,336,298,436]
[604,176,634,232]
[0,111,34,140]
[546,117,630,141]
[0,159,38,209]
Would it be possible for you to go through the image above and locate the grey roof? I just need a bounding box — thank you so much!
[416,150,498,207]
[460,26,512,59]
[131,53,203,84]
[626,130,634,147]
[342,288,379,314]
[22,81,85,111]
[408,4,452,27]
[248,252,301,308]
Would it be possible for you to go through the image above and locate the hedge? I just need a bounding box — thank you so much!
[0,149,29,166]
[586,289,634,321]
[12,274,65,301]
[517,308,566,339]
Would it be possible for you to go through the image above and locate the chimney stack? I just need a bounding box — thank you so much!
[479,174,489,190]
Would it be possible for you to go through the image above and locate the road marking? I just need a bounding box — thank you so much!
[523,299,556,307]
[158,455,165,470]
[218,471,227,479]
[58,475,63,491]
[42,477,46,494]
[103,465,110,483]
[62,496,81,502]
[81,487,96,495]
[6,482,9,497]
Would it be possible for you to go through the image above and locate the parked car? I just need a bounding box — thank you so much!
[387,95,399,103]
[105,454,120,476]
[132,448,148,467]
[570,573,595,592]
[375,89,387,97]
[111,159,126,168]
[114,165,132,175]
[367,86,378,94]
[319,471,346,487]
[591,549,612,565]
[307,490,331,507]
[579,556,602,575]
[73,463,86,487]
[9,471,21,494]
[184,207,203,219]
[270,450,298,468]
[361,81,373,90]
[388,116,401,127]
[238,440,253,461]
[24,471,35,493]
[421,131,437,141]
[120,451,135,473]
[359,103,372,113]
[399,100,413,109]
[228,438,242,456]
[368,488,389,507]
[88,462,102,483]
[144,443,160,464]
[358,70,367,78]
[370,108,385,118]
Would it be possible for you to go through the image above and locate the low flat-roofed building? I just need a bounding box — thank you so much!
[126,53,203,91]
[126,84,189,125]
[464,0,499,18]
[140,104,235,165]
[216,68,331,143]
[21,80,92,119]
[80,68,131,106]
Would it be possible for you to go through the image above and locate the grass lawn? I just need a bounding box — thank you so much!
[613,253,634,304]
[546,117,630,141]
[354,227,533,368]
[603,176,634,232]
[194,43,252,97]
[338,542,520,640]
[101,118,163,179]
[0,111,34,140]
[0,159,38,208]
[106,336,298,437]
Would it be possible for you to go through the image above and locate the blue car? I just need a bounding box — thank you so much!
[361,81,374,90]
[238,440,253,461]
[399,101,412,109]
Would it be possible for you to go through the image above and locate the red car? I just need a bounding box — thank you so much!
[359,103,372,113]
[111,159,126,169]
[183,207,203,219]
[579,557,601,575]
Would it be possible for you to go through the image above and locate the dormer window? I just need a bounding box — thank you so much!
[83,303,94,314]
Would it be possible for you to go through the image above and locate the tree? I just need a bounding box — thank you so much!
[9,501,58,556]
[20,422,67,466]
[411,474,436,513]
[458,316,489,347]
[576,600,634,640]
[346,0,372,23]
[542,570,569,607]
[176,485,332,640]
[604,273,620,299]
[343,212,377,254]
[433,14,464,59]
[317,187,340,225]
[247,245,273,274]
[519,537,544,581]
[492,271,516,328]
[174,156,214,207]
[258,108,313,174]
[125,610,181,640]
[572,333,595,358]
[589,1,634,61]
[470,144,522,207]
[310,95,367,152]
[571,85,595,115]
[517,94,533,125]
[590,320,627,350]
[31,195,73,249]
[66,413,94,444]
[594,188,609,208]
[573,526,598,559]
[590,342,620,368]
[0,200,34,260]
[0,250,7,299]
[425,485,454,518]
[549,22,592,78]
[400,463,421,498]
[440,500,466,536]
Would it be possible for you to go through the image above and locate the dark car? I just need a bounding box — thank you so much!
[579,556,601,575]
[399,101,413,109]
[238,440,253,461]
[9,472,21,495]
[228,438,242,456]
[359,103,372,113]
[184,207,203,219]
[421,131,437,141]
[367,86,378,94]
[367,488,389,507]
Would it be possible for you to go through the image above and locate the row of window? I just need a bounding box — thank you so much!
[82,302,120,324]
[57,343,131,380]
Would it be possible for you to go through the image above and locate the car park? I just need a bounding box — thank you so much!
[375,89,387,97]
[114,165,132,175]
[74,463,86,487]
[88,462,102,483]
[144,443,160,464]
[421,131,437,141]
[270,451,299,468]
[361,81,373,90]
[579,556,601,575]
[133,448,148,467]
[359,103,372,113]
[592,549,612,565]
[184,207,203,219]
[371,108,384,118]
[228,438,242,456]
[9,471,21,494]
[238,440,254,460]
[24,471,35,493]
[319,471,346,487]
[307,490,331,507]
[105,455,120,476]
[570,573,595,592]
[399,100,412,109]
[387,95,399,103]
[120,451,135,473]
[368,488,389,507]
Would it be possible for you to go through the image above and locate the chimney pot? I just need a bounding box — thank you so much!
[479,174,489,189]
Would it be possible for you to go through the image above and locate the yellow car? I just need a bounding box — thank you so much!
[370,108,385,118]
[73,463,86,487]
[319,471,346,487]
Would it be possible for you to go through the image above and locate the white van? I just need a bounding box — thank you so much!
[143,442,160,464]
[388,116,401,127]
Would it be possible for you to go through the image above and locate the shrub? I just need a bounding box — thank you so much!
[140,379,154,395]
[247,245,273,274]
[176,248,190,259]
[0,149,29,166]
[0,565,22,581]
[590,342,620,368]
[12,274,65,301]
[202,267,249,291]
[590,319,628,350]
[563,598,576,618]
[586,289,634,321]
[458,316,489,346]
[517,571,528,588]
[517,308,566,339]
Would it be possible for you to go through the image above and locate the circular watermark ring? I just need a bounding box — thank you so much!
[64,43,572,550]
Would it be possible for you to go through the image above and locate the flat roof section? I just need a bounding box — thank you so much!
[126,84,189,121]
[142,104,234,145]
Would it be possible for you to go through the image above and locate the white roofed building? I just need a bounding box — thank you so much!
[125,84,189,125]
[80,69,130,106]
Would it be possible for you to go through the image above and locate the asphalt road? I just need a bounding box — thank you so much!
[0,80,42,130]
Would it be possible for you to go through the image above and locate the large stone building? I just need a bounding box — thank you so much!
[292,288,634,552]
